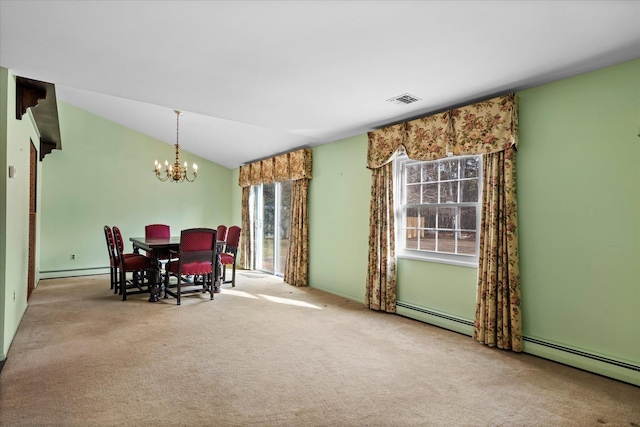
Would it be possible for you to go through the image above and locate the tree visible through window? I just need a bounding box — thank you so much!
[395,155,482,265]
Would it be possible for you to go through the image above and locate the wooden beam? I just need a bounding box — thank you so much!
[15,76,62,160]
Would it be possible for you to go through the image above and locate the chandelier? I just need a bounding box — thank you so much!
[154,110,198,182]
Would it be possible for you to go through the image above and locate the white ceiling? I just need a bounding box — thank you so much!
[1,1,639,169]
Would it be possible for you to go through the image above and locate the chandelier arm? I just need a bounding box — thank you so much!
[155,171,170,182]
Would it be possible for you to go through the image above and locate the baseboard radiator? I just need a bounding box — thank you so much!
[396,301,640,376]
[40,266,110,279]
[397,301,474,328]
[523,336,639,372]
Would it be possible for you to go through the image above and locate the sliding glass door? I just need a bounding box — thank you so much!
[259,183,275,272]
[255,181,291,276]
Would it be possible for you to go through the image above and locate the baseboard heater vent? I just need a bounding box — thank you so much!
[40,266,108,274]
[397,302,638,373]
[396,301,474,326]
[523,336,639,372]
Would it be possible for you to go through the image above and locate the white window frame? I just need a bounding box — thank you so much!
[393,154,483,268]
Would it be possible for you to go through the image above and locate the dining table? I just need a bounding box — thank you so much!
[130,236,225,302]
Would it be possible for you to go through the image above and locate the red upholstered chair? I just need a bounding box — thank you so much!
[221,226,241,287]
[144,223,170,256]
[164,228,218,305]
[216,225,227,243]
[104,226,118,291]
[112,226,152,301]
[144,223,172,277]
[145,223,170,239]
[104,226,138,293]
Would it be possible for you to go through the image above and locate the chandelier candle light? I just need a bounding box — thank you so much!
[154,110,198,182]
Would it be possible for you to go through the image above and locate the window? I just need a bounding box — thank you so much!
[394,154,482,267]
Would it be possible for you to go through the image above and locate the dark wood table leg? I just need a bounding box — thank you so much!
[148,253,161,302]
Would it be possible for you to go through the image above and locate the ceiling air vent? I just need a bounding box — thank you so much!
[387,93,421,105]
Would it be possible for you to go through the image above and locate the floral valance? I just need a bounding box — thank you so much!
[367,94,518,169]
[239,148,312,187]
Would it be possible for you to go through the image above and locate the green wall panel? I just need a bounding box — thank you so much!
[396,259,477,321]
[517,59,640,365]
[308,135,370,301]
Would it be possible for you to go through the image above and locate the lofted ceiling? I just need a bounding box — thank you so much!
[1,1,639,169]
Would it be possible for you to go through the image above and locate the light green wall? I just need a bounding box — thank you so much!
[304,59,639,384]
[517,59,640,380]
[396,259,477,332]
[0,67,7,360]
[39,101,233,278]
[308,135,371,301]
[0,68,42,359]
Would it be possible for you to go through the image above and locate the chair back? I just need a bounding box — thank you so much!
[225,226,241,255]
[112,226,126,260]
[104,225,116,262]
[177,228,217,267]
[220,226,241,286]
[145,224,170,239]
[216,225,227,242]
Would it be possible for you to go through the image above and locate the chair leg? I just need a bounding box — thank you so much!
[163,269,169,299]
[114,267,120,294]
[120,270,127,301]
[176,279,181,305]
[231,263,236,287]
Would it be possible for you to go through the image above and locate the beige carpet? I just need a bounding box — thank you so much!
[1,273,639,427]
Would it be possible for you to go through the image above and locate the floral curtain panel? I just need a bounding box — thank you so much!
[366,122,407,169]
[474,148,521,351]
[284,179,310,286]
[366,162,396,312]
[367,95,518,166]
[238,163,251,188]
[366,94,521,351]
[289,149,313,181]
[239,149,312,187]
[239,186,253,270]
[239,148,313,286]
[250,161,262,184]
[238,165,252,270]
[260,158,275,184]
[274,153,290,182]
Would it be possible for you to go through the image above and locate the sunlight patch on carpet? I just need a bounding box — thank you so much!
[221,289,260,299]
[258,294,323,309]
